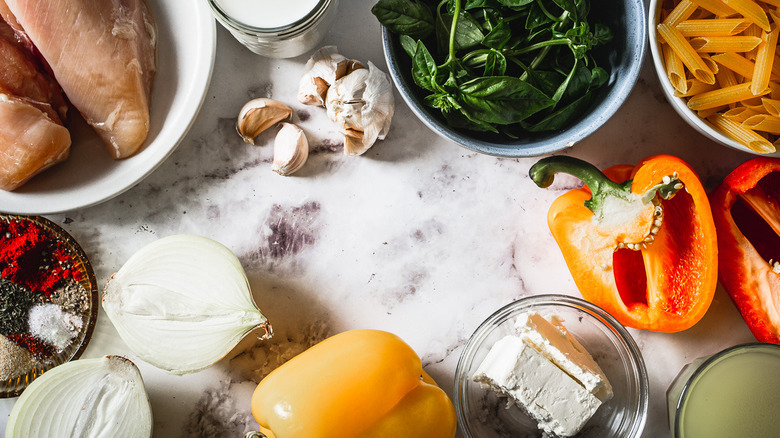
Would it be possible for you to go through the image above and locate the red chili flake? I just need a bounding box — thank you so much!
[7,333,53,360]
[0,218,78,297]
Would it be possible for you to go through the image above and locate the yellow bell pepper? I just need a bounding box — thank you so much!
[250,329,457,438]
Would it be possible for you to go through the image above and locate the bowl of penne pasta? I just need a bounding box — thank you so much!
[650,0,780,156]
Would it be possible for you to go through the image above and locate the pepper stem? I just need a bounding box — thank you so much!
[529,156,633,214]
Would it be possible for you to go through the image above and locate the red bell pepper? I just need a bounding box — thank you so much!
[711,157,780,343]
[530,155,718,332]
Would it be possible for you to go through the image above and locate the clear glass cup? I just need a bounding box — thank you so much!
[455,294,649,438]
[206,0,338,58]
[667,342,780,438]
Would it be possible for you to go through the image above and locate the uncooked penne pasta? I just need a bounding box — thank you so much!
[762,97,780,115]
[751,27,779,94]
[700,53,721,72]
[665,0,699,26]
[712,52,757,78]
[689,35,762,51]
[658,23,716,83]
[676,18,752,35]
[676,79,720,96]
[722,0,771,30]
[663,43,689,93]
[758,0,780,7]
[723,106,761,121]
[716,66,740,87]
[744,23,764,60]
[708,113,777,152]
[688,82,767,109]
[698,105,730,117]
[743,114,780,132]
[690,0,738,17]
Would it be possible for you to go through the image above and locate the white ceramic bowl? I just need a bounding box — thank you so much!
[0,0,217,214]
[648,0,780,157]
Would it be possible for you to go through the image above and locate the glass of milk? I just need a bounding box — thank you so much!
[207,0,338,58]
[667,343,780,438]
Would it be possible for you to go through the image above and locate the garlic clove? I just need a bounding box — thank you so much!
[272,123,309,176]
[7,355,152,438]
[344,128,366,156]
[298,46,365,106]
[325,61,395,155]
[237,98,292,145]
[102,235,272,375]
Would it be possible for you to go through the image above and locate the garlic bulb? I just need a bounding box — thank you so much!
[237,98,292,145]
[298,45,364,106]
[272,123,309,176]
[103,235,272,375]
[325,61,395,155]
[6,355,152,438]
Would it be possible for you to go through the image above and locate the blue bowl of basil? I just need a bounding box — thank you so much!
[375,0,646,157]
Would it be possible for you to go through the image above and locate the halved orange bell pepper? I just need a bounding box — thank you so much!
[249,329,456,438]
[711,157,780,343]
[530,155,718,332]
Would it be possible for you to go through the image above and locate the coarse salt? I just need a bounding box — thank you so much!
[28,303,82,351]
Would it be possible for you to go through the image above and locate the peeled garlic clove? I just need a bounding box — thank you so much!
[272,123,309,176]
[103,235,272,375]
[237,98,292,145]
[325,62,394,155]
[298,46,365,106]
[7,356,152,437]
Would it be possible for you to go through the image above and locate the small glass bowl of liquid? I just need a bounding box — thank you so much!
[207,0,338,58]
[668,343,780,438]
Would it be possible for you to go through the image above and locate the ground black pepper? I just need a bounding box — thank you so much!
[0,279,35,335]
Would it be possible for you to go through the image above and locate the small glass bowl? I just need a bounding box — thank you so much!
[667,343,780,438]
[207,0,338,58]
[0,214,98,397]
[455,294,648,438]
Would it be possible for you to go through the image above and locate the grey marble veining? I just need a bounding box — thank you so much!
[0,0,762,436]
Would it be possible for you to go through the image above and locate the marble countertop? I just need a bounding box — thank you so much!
[0,0,763,436]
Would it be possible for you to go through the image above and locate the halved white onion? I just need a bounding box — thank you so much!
[102,235,272,375]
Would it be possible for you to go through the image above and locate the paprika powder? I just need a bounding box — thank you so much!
[711,157,780,343]
[530,155,718,332]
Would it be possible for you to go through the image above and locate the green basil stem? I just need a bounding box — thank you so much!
[444,0,462,70]
[520,9,570,81]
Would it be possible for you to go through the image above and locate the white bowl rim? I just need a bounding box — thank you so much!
[647,0,780,157]
[0,0,218,214]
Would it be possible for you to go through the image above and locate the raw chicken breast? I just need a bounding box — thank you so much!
[0,20,70,191]
[0,0,157,159]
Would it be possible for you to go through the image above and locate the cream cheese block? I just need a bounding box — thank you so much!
[472,312,613,437]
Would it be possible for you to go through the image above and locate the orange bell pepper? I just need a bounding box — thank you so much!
[249,329,456,438]
[711,157,780,343]
[530,155,718,332]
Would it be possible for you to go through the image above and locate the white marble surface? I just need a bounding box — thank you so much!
[0,0,763,436]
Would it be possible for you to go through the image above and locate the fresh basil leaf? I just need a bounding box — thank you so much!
[592,23,613,46]
[484,49,507,76]
[399,34,418,58]
[482,20,512,49]
[551,0,579,21]
[524,91,592,131]
[563,64,591,100]
[458,76,554,124]
[524,70,563,96]
[497,0,535,9]
[411,41,439,92]
[372,0,435,39]
[439,12,486,50]
[525,2,553,30]
[590,66,608,88]
[448,107,500,132]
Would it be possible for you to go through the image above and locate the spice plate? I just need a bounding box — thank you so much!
[0,214,98,398]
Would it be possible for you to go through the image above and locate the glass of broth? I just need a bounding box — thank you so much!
[667,343,780,437]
